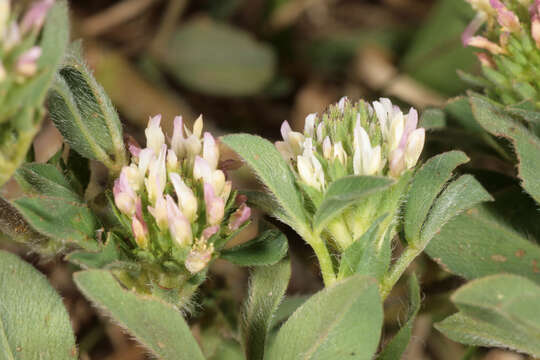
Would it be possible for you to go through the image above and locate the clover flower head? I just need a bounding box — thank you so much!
[0,0,53,82]
[276,97,425,192]
[113,114,251,275]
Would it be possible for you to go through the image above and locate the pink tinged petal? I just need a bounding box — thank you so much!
[20,0,54,34]
[203,132,219,170]
[304,113,317,137]
[193,156,213,184]
[113,169,137,215]
[145,114,165,154]
[137,148,153,178]
[228,203,251,231]
[166,195,192,247]
[532,14,540,48]
[280,120,292,142]
[389,148,406,178]
[202,225,219,240]
[404,128,425,169]
[476,52,495,67]
[129,144,141,158]
[490,0,521,33]
[466,36,505,54]
[171,115,185,156]
[275,141,293,160]
[169,172,198,222]
[16,46,42,77]
[204,182,225,226]
[132,216,149,249]
[398,108,419,149]
[148,196,168,231]
[185,246,213,274]
[462,15,486,46]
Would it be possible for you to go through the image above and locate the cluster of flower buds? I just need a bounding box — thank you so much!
[276,97,425,191]
[276,97,425,250]
[463,0,540,107]
[0,0,54,82]
[113,115,250,276]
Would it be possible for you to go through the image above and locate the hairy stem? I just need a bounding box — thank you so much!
[380,245,421,300]
[305,232,336,287]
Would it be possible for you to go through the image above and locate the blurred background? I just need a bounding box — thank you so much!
[2,0,530,359]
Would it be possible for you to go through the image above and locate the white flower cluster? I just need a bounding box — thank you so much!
[114,115,250,274]
[276,97,425,191]
[0,0,54,81]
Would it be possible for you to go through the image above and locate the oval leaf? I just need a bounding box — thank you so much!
[266,275,383,360]
[0,250,77,359]
[221,228,288,266]
[74,270,205,360]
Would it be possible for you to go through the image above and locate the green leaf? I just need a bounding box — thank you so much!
[426,191,540,284]
[469,93,540,203]
[47,43,126,172]
[13,163,99,251]
[435,274,540,357]
[420,174,493,244]
[338,215,390,280]
[162,17,276,96]
[313,176,394,233]
[221,228,288,266]
[378,275,421,360]
[0,250,77,359]
[266,275,383,360]
[65,232,134,270]
[74,269,205,360]
[404,151,469,245]
[241,190,291,227]
[241,258,291,360]
[419,108,447,129]
[222,134,309,233]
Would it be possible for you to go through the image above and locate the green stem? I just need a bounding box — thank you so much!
[380,245,421,300]
[305,231,336,287]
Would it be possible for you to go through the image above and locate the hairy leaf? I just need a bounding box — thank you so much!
[74,270,205,360]
[436,274,540,357]
[313,176,394,233]
[266,275,382,360]
[241,258,291,360]
[221,228,288,266]
[0,250,77,359]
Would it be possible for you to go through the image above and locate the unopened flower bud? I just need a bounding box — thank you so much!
[490,0,521,33]
[166,195,192,247]
[404,128,425,169]
[202,226,219,240]
[389,148,406,178]
[16,46,42,77]
[148,196,168,231]
[466,36,505,54]
[476,52,495,67]
[171,116,185,157]
[145,145,166,204]
[322,136,332,159]
[132,199,148,249]
[193,115,204,138]
[228,203,251,230]
[185,243,213,274]
[20,0,53,35]
[169,172,198,222]
[145,115,165,154]
[333,142,347,164]
[297,153,325,190]
[337,96,347,112]
[532,14,540,48]
[280,121,304,156]
[204,183,225,226]
[193,156,212,184]
[203,132,219,170]
[114,170,137,215]
[304,113,317,137]
[167,149,178,172]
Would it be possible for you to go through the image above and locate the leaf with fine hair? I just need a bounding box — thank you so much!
[74,270,205,360]
[241,258,291,360]
[221,228,288,266]
[0,250,77,359]
[266,275,383,360]
[435,274,540,357]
